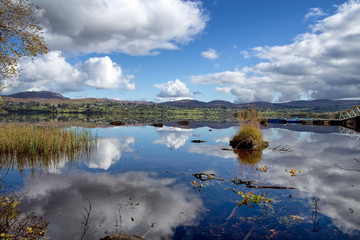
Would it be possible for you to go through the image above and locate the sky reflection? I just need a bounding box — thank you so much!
[3,124,360,239]
[86,137,135,170]
[20,171,204,240]
[261,128,360,233]
[153,127,193,149]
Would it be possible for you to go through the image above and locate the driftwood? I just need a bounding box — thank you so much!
[192,173,295,189]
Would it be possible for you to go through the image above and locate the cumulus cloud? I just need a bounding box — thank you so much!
[34,0,207,55]
[190,1,360,103]
[20,171,204,240]
[2,51,135,94]
[201,48,219,60]
[155,79,193,101]
[81,57,135,90]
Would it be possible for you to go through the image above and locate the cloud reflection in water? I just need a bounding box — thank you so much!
[86,137,135,170]
[184,127,360,234]
[20,171,204,240]
[153,127,193,149]
[262,128,360,233]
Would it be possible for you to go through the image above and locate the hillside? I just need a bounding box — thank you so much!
[3,91,70,100]
[2,91,360,112]
[159,99,360,112]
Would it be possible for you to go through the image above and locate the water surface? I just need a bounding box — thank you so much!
[1,123,360,239]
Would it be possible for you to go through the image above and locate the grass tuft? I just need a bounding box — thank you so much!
[230,109,268,150]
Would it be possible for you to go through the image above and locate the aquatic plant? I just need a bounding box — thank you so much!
[237,191,272,208]
[0,124,97,170]
[285,169,302,177]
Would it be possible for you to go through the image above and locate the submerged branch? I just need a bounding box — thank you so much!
[246,185,296,189]
[334,164,360,172]
[192,173,295,189]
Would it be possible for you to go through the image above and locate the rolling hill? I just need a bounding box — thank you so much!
[2,91,360,112]
[3,91,70,100]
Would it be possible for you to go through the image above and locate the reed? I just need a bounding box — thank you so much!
[0,124,97,169]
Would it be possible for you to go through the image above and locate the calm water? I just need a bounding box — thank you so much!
[1,123,360,239]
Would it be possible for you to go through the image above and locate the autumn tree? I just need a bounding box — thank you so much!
[0,0,48,88]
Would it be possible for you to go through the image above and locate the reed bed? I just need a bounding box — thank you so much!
[0,124,97,169]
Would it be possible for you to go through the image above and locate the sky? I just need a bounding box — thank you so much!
[3,0,360,103]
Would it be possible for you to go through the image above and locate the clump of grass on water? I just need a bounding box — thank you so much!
[0,124,97,169]
[230,109,268,150]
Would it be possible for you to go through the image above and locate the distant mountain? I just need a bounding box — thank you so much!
[159,99,217,108]
[102,98,154,105]
[276,99,360,109]
[159,99,278,109]
[2,91,360,112]
[2,91,69,100]
[159,99,360,111]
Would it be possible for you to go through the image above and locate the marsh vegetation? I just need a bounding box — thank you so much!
[230,109,268,150]
[0,124,96,170]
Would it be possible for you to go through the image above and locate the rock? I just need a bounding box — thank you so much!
[151,123,163,127]
[110,121,126,126]
[191,140,206,143]
[178,120,189,125]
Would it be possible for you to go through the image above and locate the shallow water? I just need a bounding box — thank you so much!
[1,123,360,239]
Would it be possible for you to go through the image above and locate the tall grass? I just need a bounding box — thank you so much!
[230,109,268,150]
[0,124,97,169]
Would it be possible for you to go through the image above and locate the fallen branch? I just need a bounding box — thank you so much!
[334,164,360,172]
[80,199,92,240]
[247,185,296,189]
[192,173,295,189]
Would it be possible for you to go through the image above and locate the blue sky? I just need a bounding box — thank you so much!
[4,0,360,103]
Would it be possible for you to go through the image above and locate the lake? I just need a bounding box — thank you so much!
[1,122,360,239]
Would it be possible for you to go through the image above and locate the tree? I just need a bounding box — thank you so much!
[0,0,48,87]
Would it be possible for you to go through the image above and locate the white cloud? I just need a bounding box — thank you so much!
[2,51,135,94]
[34,0,208,55]
[304,7,328,20]
[240,50,250,59]
[81,57,135,90]
[190,1,360,103]
[155,79,193,101]
[201,48,219,60]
